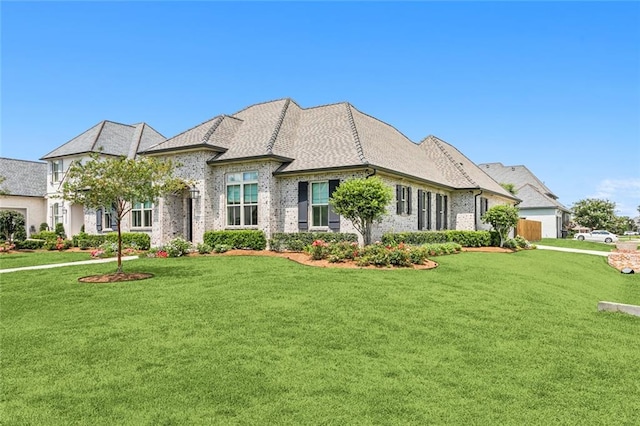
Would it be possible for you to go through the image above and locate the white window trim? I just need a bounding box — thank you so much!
[131,201,153,229]
[51,160,63,183]
[310,180,329,229]
[225,171,259,228]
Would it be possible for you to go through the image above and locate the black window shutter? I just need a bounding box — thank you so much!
[406,187,412,215]
[426,192,432,230]
[96,208,103,232]
[435,194,442,230]
[444,195,449,229]
[328,179,340,231]
[417,190,424,230]
[396,185,402,214]
[110,204,117,228]
[298,181,309,231]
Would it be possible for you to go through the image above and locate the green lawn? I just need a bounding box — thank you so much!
[0,250,94,269]
[2,252,640,424]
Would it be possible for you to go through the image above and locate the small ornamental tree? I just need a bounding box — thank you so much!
[329,176,393,245]
[0,210,25,242]
[500,182,518,196]
[571,198,616,230]
[481,204,520,247]
[61,154,186,274]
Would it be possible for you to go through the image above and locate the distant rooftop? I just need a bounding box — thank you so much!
[0,157,47,197]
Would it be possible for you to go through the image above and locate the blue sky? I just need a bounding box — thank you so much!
[2,1,639,217]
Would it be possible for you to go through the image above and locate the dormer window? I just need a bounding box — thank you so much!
[51,160,63,183]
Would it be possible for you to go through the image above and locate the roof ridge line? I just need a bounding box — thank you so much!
[129,123,146,158]
[431,136,477,187]
[90,120,108,152]
[266,99,291,154]
[201,116,226,143]
[345,103,367,164]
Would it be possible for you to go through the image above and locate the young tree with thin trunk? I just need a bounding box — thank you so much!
[329,176,393,245]
[61,154,185,273]
[481,204,520,247]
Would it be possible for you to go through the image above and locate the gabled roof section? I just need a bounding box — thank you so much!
[41,120,165,160]
[517,183,570,212]
[141,115,240,155]
[0,157,47,197]
[419,136,516,198]
[479,162,558,199]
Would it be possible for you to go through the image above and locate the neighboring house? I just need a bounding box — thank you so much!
[479,162,571,238]
[39,120,165,237]
[0,157,47,237]
[41,99,519,246]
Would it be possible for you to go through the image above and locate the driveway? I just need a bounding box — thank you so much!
[536,245,609,257]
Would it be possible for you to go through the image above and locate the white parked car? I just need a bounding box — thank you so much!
[623,231,639,236]
[574,230,618,243]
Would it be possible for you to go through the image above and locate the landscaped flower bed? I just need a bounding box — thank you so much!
[304,239,461,268]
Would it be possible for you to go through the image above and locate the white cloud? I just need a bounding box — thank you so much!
[589,178,640,217]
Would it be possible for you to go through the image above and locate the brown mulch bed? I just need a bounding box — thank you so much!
[78,273,154,283]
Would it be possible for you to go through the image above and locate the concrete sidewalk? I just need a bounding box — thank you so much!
[0,256,139,274]
[536,245,610,257]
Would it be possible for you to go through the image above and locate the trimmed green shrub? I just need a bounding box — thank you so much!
[382,230,491,247]
[30,231,58,243]
[204,230,267,251]
[197,242,212,254]
[382,231,447,245]
[15,239,45,250]
[164,238,193,257]
[269,232,358,252]
[213,244,232,254]
[54,223,66,238]
[104,232,151,250]
[39,223,49,232]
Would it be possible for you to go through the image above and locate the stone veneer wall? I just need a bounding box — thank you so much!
[151,151,212,246]
[278,170,366,240]
[145,152,519,246]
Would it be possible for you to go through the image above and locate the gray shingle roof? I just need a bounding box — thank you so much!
[0,157,47,197]
[41,121,165,160]
[478,162,569,211]
[143,99,517,198]
[479,162,558,199]
[514,184,570,211]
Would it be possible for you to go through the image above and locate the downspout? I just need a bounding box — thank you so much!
[365,168,377,179]
[474,190,483,230]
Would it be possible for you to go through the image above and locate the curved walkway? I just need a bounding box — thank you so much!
[0,256,139,274]
[536,245,610,257]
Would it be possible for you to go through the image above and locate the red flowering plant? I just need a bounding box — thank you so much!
[328,241,360,263]
[306,239,330,260]
[55,237,66,251]
[0,242,16,253]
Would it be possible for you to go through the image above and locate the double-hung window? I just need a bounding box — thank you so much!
[51,160,63,183]
[132,201,152,228]
[396,185,412,215]
[226,172,258,226]
[480,197,489,216]
[311,181,329,227]
[52,203,63,225]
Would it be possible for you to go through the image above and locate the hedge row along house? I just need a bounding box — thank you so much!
[39,98,519,246]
